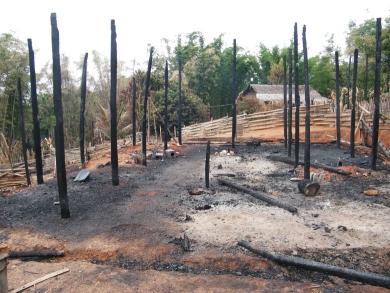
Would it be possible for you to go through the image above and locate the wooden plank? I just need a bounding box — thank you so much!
[10,268,69,293]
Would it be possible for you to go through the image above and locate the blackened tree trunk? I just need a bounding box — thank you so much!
[80,53,88,169]
[17,78,31,186]
[232,39,237,149]
[371,18,382,170]
[142,48,153,166]
[335,51,341,148]
[288,49,293,157]
[294,23,300,167]
[302,25,310,180]
[132,77,136,146]
[164,61,168,150]
[27,39,43,184]
[205,141,210,188]
[347,55,351,108]
[110,20,119,186]
[283,55,287,149]
[50,13,70,219]
[350,49,358,158]
[178,59,182,146]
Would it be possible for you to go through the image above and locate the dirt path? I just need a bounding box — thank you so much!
[1,127,390,292]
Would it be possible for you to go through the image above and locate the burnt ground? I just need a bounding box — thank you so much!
[1,137,390,292]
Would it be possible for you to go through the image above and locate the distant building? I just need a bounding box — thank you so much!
[240,84,327,105]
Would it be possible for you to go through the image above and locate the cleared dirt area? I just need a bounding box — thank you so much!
[1,126,390,292]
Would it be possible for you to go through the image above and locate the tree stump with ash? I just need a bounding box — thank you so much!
[298,179,320,196]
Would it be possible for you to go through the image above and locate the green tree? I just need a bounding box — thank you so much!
[0,33,30,141]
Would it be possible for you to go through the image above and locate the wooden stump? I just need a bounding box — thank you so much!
[298,179,320,196]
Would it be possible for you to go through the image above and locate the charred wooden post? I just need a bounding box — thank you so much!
[218,179,297,213]
[142,47,153,166]
[110,20,119,186]
[50,13,70,218]
[17,78,31,186]
[27,39,43,184]
[294,23,300,167]
[132,77,136,146]
[205,141,210,188]
[371,18,382,170]
[288,49,293,157]
[298,179,320,196]
[232,39,237,149]
[178,59,182,146]
[302,25,310,180]
[80,53,88,169]
[335,51,341,148]
[164,60,168,150]
[238,240,390,290]
[283,55,287,148]
[350,49,358,158]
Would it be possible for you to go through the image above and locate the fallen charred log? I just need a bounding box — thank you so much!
[8,250,64,259]
[218,179,297,213]
[238,239,390,289]
[267,155,351,176]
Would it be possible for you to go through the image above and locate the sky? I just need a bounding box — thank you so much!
[1,0,389,76]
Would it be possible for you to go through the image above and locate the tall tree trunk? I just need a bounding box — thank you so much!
[80,53,88,169]
[294,23,300,167]
[371,18,382,170]
[283,55,287,149]
[110,20,119,186]
[132,77,136,146]
[17,78,31,186]
[28,39,43,184]
[350,49,358,158]
[142,48,153,166]
[178,59,182,146]
[231,39,237,149]
[335,51,341,148]
[164,61,168,150]
[302,25,310,180]
[288,49,293,157]
[51,13,70,219]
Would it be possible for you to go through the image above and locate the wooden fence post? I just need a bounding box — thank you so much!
[80,53,88,169]
[350,49,358,158]
[142,47,153,166]
[288,49,293,157]
[335,51,341,148]
[294,23,300,167]
[302,25,310,180]
[232,39,237,149]
[164,61,168,150]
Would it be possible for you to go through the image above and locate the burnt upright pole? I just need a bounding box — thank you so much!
[347,55,352,108]
[178,59,182,145]
[17,78,31,186]
[27,39,43,184]
[335,51,341,148]
[132,77,137,146]
[110,20,119,186]
[294,23,300,167]
[288,49,293,157]
[371,18,382,170]
[350,49,358,158]
[205,141,210,188]
[80,53,88,169]
[232,39,237,149]
[302,25,310,180]
[142,47,153,166]
[164,60,168,150]
[50,13,70,218]
[283,55,287,148]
